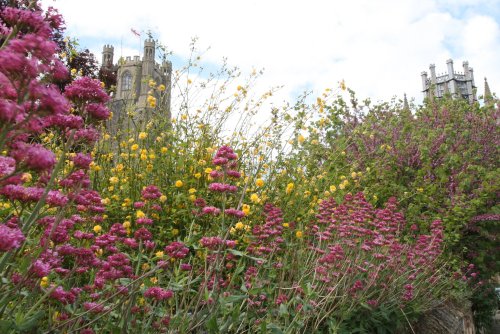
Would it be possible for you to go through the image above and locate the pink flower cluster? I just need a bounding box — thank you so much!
[247,203,285,256]
[144,287,174,301]
[308,192,444,302]
[164,241,189,259]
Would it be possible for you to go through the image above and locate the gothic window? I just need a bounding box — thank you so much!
[122,71,132,91]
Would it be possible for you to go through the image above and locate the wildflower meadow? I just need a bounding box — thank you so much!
[0,2,498,333]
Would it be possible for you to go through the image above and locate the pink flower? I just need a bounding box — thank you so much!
[85,103,110,120]
[144,287,174,301]
[10,143,56,172]
[83,302,106,313]
[180,263,192,271]
[199,236,223,250]
[164,241,189,259]
[208,183,238,193]
[141,185,162,200]
[201,206,221,216]
[71,153,93,169]
[0,156,16,177]
[64,77,109,104]
[224,208,245,218]
[0,224,25,252]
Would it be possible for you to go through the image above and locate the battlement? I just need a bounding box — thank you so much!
[144,38,155,47]
[103,44,114,50]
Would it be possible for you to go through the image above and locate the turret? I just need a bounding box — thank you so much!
[143,39,155,62]
[102,44,114,68]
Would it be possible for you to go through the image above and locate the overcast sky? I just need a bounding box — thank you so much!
[43,0,500,107]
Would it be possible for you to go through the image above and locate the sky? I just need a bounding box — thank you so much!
[42,0,500,108]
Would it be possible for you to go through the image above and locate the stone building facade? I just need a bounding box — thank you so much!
[421,59,476,104]
[101,39,172,127]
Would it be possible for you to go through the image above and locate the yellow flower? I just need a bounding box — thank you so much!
[158,84,166,91]
[136,210,145,219]
[155,251,164,258]
[282,222,289,228]
[204,167,213,174]
[194,172,202,179]
[242,204,250,215]
[250,193,260,203]
[109,176,119,184]
[93,225,102,233]
[175,180,183,188]
[172,228,179,236]
[340,79,346,91]
[101,198,110,205]
[286,182,294,195]
[123,221,131,228]
[159,195,167,203]
[150,277,158,284]
[351,172,357,178]
[417,188,424,193]
[297,134,305,143]
[188,188,197,194]
[148,79,156,88]
[181,114,188,120]
[147,95,156,108]
[70,68,77,75]
[339,183,345,190]
[329,185,337,192]
[130,144,139,151]
[255,178,264,187]
[21,173,32,183]
[40,277,49,288]
[235,222,245,230]
[138,132,148,140]
[100,81,105,88]
[296,230,303,238]
[161,147,168,154]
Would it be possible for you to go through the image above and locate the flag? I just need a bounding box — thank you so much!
[131,28,141,37]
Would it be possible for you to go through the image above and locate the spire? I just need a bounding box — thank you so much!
[403,93,410,110]
[484,77,493,105]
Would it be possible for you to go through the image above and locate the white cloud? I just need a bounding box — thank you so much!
[44,0,500,106]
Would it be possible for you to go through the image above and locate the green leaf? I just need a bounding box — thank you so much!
[224,294,247,304]
[17,310,45,332]
[279,303,289,316]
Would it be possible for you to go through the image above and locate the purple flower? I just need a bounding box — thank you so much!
[0,224,25,252]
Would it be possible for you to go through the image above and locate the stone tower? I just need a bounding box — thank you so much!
[102,44,114,68]
[421,59,476,104]
[101,39,172,131]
